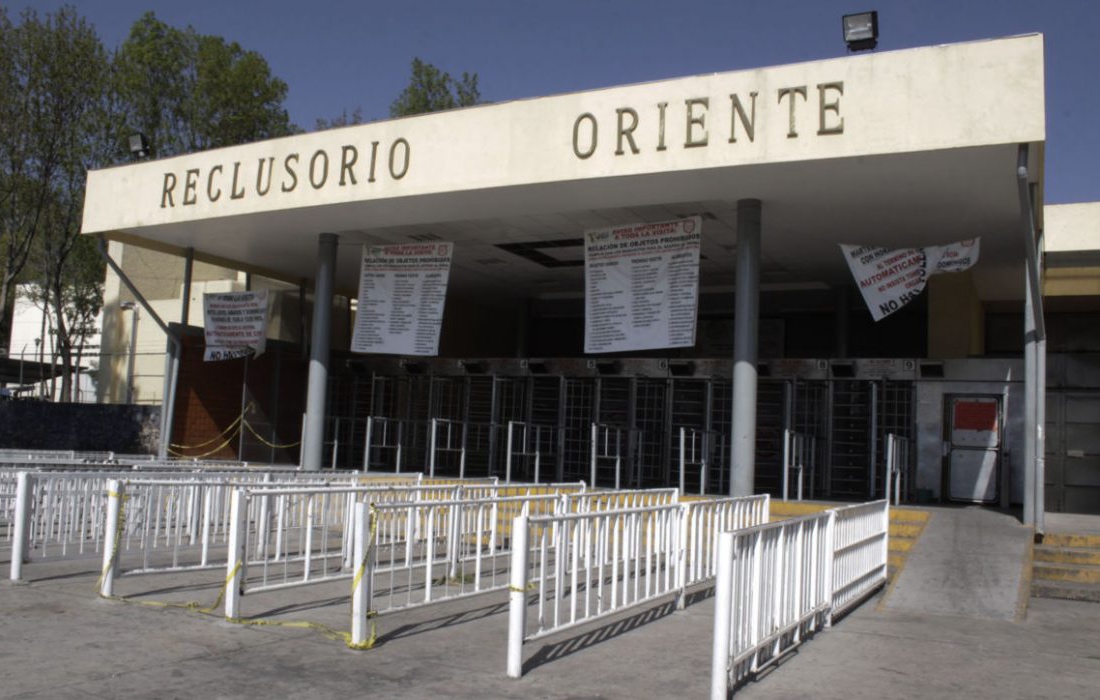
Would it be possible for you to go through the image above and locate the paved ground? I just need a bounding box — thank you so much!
[883,506,1032,621]
[4,507,1100,699]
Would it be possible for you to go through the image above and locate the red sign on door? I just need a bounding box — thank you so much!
[953,400,998,432]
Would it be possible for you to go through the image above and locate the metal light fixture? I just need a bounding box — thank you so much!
[842,11,878,52]
[128,133,151,159]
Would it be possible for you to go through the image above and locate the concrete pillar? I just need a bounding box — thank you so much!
[730,199,761,497]
[303,233,338,471]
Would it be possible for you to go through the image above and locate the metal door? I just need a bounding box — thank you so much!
[944,395,1002,503]
[1046,391,1100,514]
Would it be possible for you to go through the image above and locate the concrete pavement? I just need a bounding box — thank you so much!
[4,505,1100,698]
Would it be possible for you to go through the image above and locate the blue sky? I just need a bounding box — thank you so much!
[12,0,1100,203]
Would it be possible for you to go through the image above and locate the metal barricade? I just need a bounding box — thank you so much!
[677,495,771,595]
[830,499,890,619]
[708,499,889,698]
[506,504,681,677]
[563,488,678,513]
[504,493,770,678]
[709,511,834,699]
[223,485,568,620]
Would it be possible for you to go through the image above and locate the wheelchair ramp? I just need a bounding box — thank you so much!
[881,506,1032,621]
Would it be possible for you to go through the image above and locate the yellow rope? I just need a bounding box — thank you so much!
[169,414,243,450]
[167,423,242,459]
[242,419,301,449]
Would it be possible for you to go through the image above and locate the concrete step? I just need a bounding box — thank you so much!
[1043,532,1100,549]
[889,522,924,538]
[1032,561,1100,584]
[889,538,916,553]
[1034,546,1100,566]
[1031,579,1100,603]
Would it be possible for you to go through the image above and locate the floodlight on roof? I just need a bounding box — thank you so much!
[128,133,151,159]
[842,11,878,52]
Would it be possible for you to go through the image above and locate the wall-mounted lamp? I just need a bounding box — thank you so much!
[842,11,878,52]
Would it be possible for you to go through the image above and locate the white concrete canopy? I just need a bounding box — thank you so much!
[83,35,1045,301]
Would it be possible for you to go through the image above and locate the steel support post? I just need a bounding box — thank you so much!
[302,233,338,471]
[730,199,761,497]
[1024,273,1038,528]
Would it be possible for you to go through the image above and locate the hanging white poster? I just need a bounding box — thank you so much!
[840,238,980,321]
[584,217,702,354]
[350,242,452,355]
[203,290,269,361]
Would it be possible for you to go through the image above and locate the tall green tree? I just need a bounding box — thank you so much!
[0,6,109,363]
[390,58,480,117]
[113,12,295,158]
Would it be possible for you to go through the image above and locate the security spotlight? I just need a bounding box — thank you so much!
[843,11,878,52]
[128,133,151,159]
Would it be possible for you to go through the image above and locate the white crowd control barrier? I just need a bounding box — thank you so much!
[563,488,679,513]
[883,433,911,505]
[781,430,816,501]
[223,483,574,620]
[505,421,558,484]
[9,469,384,583]
[505,494,771,678]
[829,500,891,619]
[709,500,889,699]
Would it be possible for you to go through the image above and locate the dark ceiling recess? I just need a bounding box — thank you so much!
[495,238,584,268]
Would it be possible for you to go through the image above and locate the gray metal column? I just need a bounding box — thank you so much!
[1017,144,1045,531]
[302,233,339,471]
[1024,276,1037,527]
[730,199,761,497]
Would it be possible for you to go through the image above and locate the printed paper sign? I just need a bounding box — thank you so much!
[350,243,452,356]
[203,290,269,361]
[840,238,979,321]
[584,217,701,353]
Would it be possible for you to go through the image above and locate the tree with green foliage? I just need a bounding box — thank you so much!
[0,6,110,376]
[113,11,295,158]
[390,58,480,117]
[1,7,299,401]
[315,106,364,131]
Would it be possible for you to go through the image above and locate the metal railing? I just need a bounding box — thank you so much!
[709,499,889,698]
[9,469,379,582]
[505,493,771,678]
[781,429,816,501]
[225,485,571,620]
[677,427,713,496]
[709,511,835,699]
[883,433,911,505]
[830,500,890,619]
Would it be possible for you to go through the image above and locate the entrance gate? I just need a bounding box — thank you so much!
[323,358,916,499]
